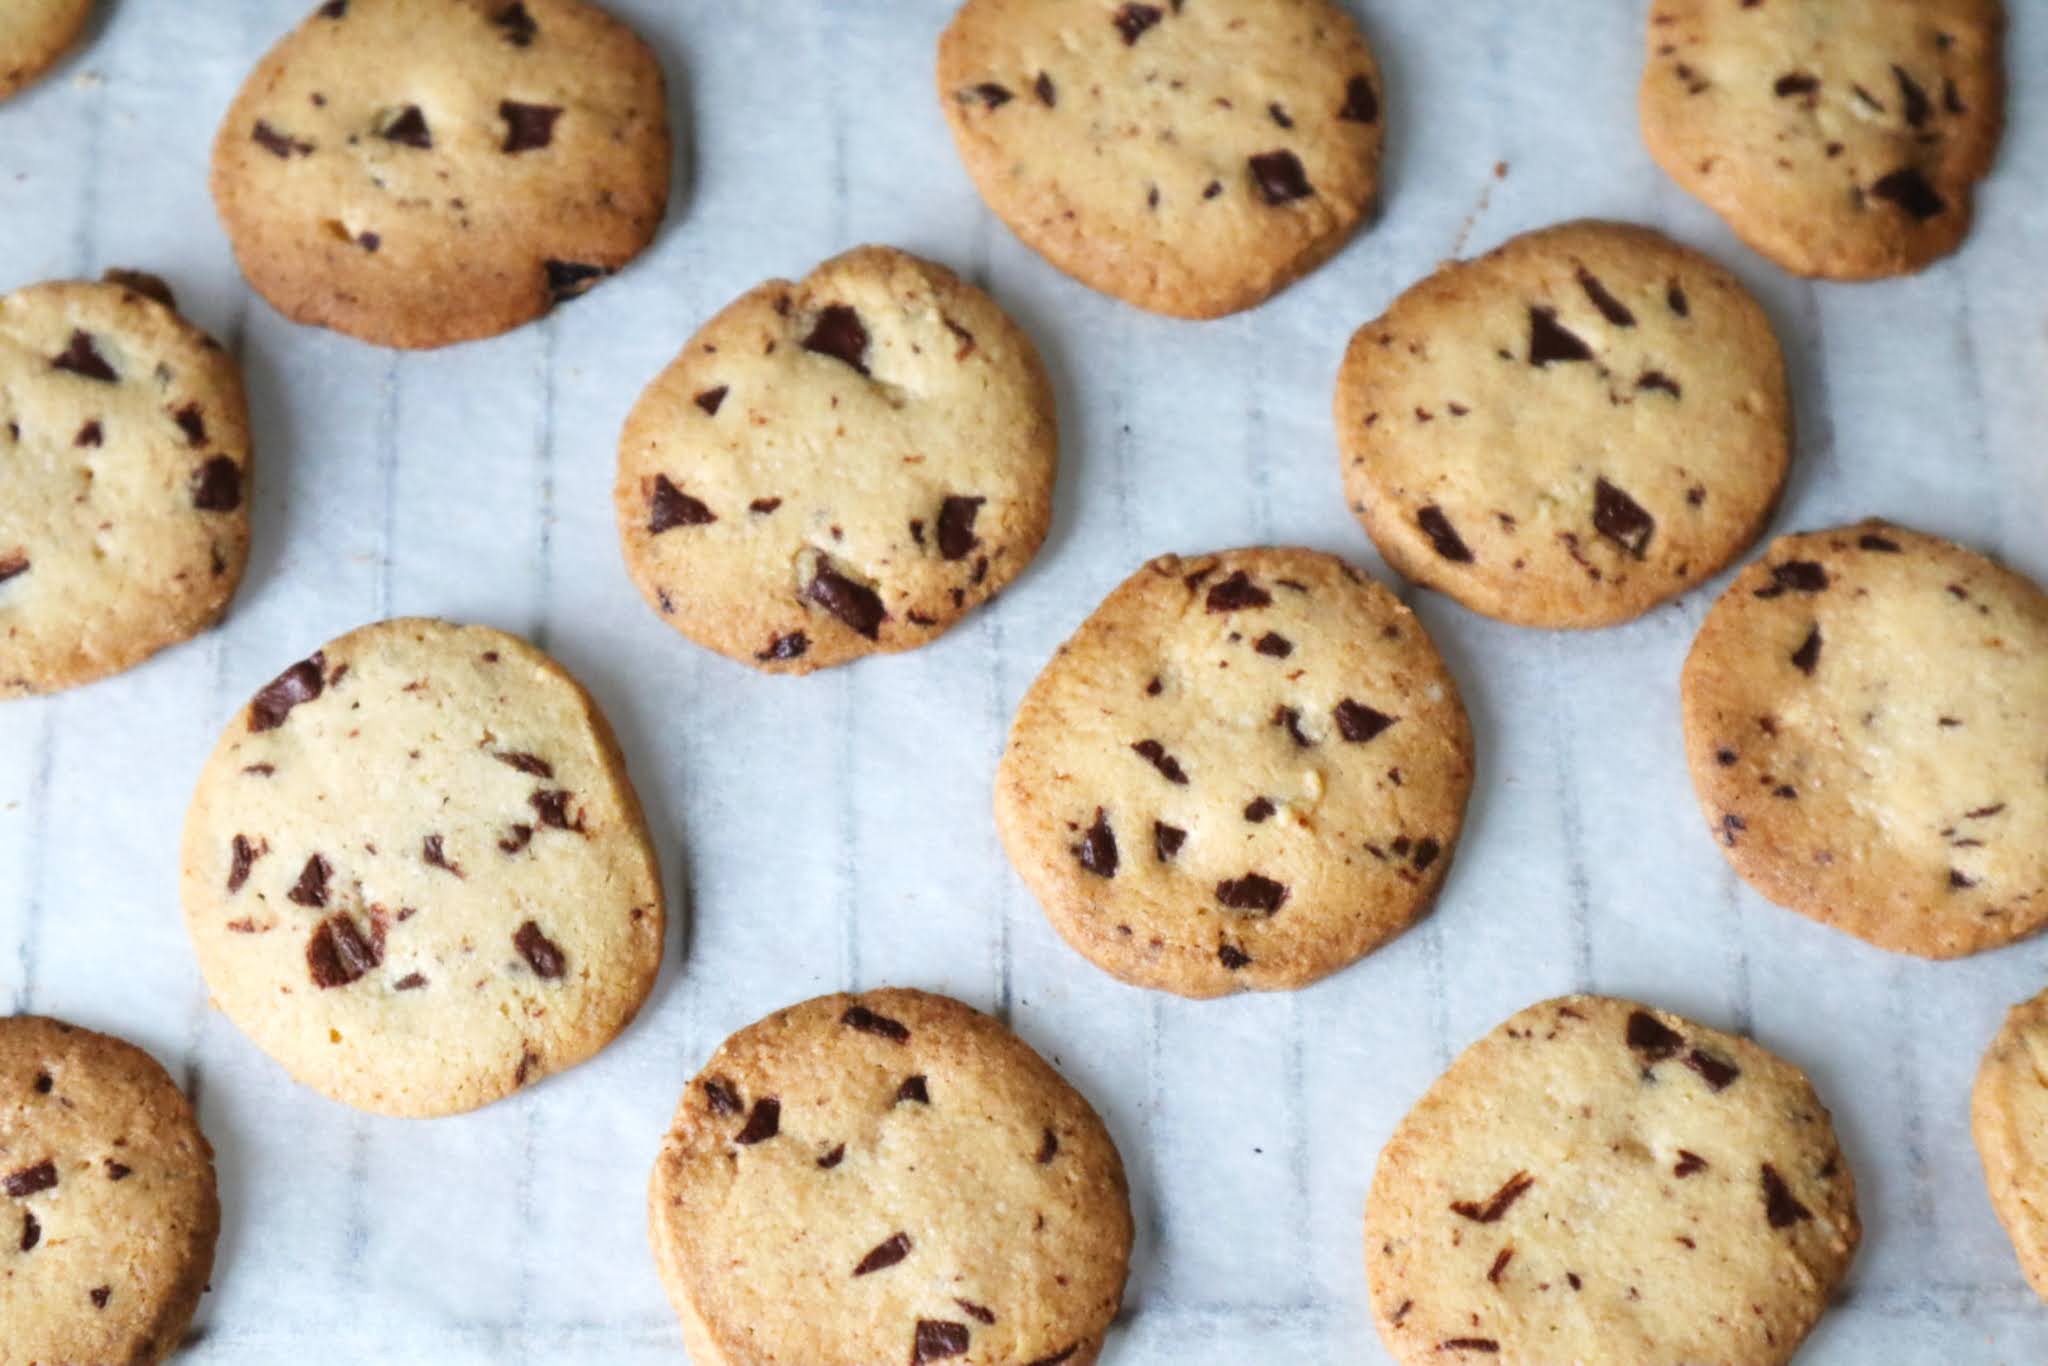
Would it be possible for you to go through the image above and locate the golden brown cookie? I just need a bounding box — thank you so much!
[1973,987,2048,1303]
[0,0,92,102]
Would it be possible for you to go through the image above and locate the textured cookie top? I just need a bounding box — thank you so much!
[938,0,1383,319]
[0,276,251,696]
[210,0,670,349]
[1366,995,1859,1366]
[0,1015,219,1366]
[1973,989,2048,1303]
[1682,521,2047,958]
[181,618,663,1116]
[649,989,1132,1366]
[616,246,1057,674]
[1641,0,2005,279]
[0,0,93,100]
[1337,221,1789,630]
[995,548,1472,998]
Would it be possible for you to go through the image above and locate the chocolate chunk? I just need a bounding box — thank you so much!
[1684,1049,1740,1091]
[1438,1340,1500,1354]
[1249,149,1313,205]
[1112,3,1163,44]
[91,1285,112,1308]
[514,920,566,979]
[649,475,715,533]
[966,82,1012,108]
[1339,74,1379,123]
[105,1160,131,1181]
[4,1161,56,1198]
[1417,505,1474,562]
[1790,626,1822,676]
[1203,180,1223,199]
[817,1143,846,1169]
[1528,307,1593,365]
[307,914,380,988]
[174,404,208,446]
[756,632,809,662]
[913,1320,971,1362]
[1754,560,1829,598]
[499,101,562,153]
[1857,532,1902,553]
[806,562,886,639]
[1073,808,1118,877]
[803,305,870,375]
[1576,269,1637,327]
[1774,72,1819,97]
[937,496,984,561]
[494,751,554,779]
[1761,1163,1812,1228]
[1216,874,1287,914]
[1450,1171,1532,1223]
[33,1073,50,1094]
[1035,72,1056,106]
[494,2,538,45]
[1023,1349,1079,1366]
[1205,570,1272,612]
[227,834,260,893]
[1893,65,1932,128]
[52,330,117,382]
[530,790,581,831]
[1950,869,1978,890]
[192,456,242,512]
[498,823,534,854]
[1274,705,1312,748]
[544,260,610,302]
[1488,1247,1513,1283]
[956,1299,996,1325]
[1636,370,1682,398]
[19,1210,39,1251]
[1218,943,1251,970]
[735,1097,781,1144]
[251,121,312,158]
[1334,700,1396,743]
[750,498,782,514]
[1667,280,1690,317]
[1720,812,1746,846]
[1674,1150,1707,1178]
[703,1077,742,1116]
[853,1231,912,1276]
[842,1004,910,1043]
[249,652,325,731]
[694,386,729,416]
[288,854,331,908]
[417,835,458,876]
[1243,797,1276,823]
[1037,1128,1059,1164]
[1131,740,1189,785]
[1153,822,1186,862]
[0,554,28,585]
[320,1,347,16]
[1626,1009,1683,1062]
[1871,167,1946,221]
[75,420,102,447]
[380,105,432,149]
[895,1074,930,1106]
[1592,478,1654,558]
[1252,632,1293,658]
[1269,103,1294,129]
[1413,837,1441,871]
[393,973,427,991]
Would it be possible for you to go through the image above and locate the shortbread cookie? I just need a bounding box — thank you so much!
[616,246,1057,674]
[0,0,91,100]
[211,0,671,349]
[650,989,1131,1366]
[1336,220,1789,630]
[1641,0,2005,279]
[1682,521,2048,958]
[1,274,252,697]
[938,0,1384,318]
[995,548,1472,998]
[1366,995,1859,1366]
[1,1015,220,1366]
[180,618,663,1117]
[1973,988,2048,1302]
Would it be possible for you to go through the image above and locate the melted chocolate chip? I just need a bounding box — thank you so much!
[1438,1340,1500,1354]
[803,305,871,375]
[1253,632,1293,658]
[842,1004,910,1043]
[1791,626,1822,676]
[854,1231,913,1276]
[966,82,1012,108]
[913,1320,971,1362]
[498,824,534,854]
[530,790,581,831]
[1131,740,1189,785]
[1412,837,1441,871]
[1112,3,1163,44]
[1340,74,1379,123]
[1037,1128,1059,1164]
[1684,1049,1740,1091]
[1626,1009,1684,1062]
[249,652,325,732]
[1218,943,1251,970]
[956,1299,996,1325]
[1205,570,1272,612]
[307,914,380,988]
[1674,1150,1707,1178]
[380,105,432,149]
[1268,103,1294,128]
[1636,370,1682,398]
[393,973,427,991]
[544,260,610,302]
[227,835,260,894]
[895,1075,930,1106]
[1592,478,1654,558]
[4,1161,56,1198]
[1754,561,1829,598]
[1035,72,1056,106]
[1275,705,1312,748]
[288,854,331,908]
[1857,532,1902,553]
[1418,506,1474,562]
[735,1097,781,1144]
[500,101,562,153]
[1893,64,1932,128]
[817,1143,846,1169]
[1249,149,1313,204]
[756,632,809,662]
[1872,167,1946,221]
[1243,797,1276,823]
[251,121,312,158]
[807,562,886,639]
[1216,874,1288,914]
[494,751,554,779]
[19,1210,39,1251]
[649,475,716,533]
[174,405,207,445]
[1450,1171,1532,1223]
[1023,1349,1079,1366]
[1576,270,1637,327]
[1153,822,1186,862]
[75,420,102,447]
[192,456,242,512]
[1528,307,1593,365]
[91,1285,112,1308]
[494,2,538,44]
[105,1160,131,1181]
[0,554,28,585]
[703,1077,742,1116]
[52,331,117,382]
[513,921,565,979]
[937,496,985,561]
[1761,1163,1813,1228]
[694,386,729,416]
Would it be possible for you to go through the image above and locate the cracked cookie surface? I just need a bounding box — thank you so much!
[0,0,92,101]
[180,618,663,1116]
[1973,988,2048,1304]
[938,0,1384,318]
[616,245,1057,674]
[1682,521,2048,958]
[1640,0,2005,279]
[1,1015,219,1366]
[210,0,671,348]
[1366,995,1858,1366]
[1337,220,1789,630]
[649,989,1131,1366]
[1,274,251,696]
[995,547,1472,998]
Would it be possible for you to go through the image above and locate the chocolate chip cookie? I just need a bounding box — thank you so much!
[180,618,664,1117]
[995,547,1473,998]
[938,0,1384,318]
[1,273,252,697]
[649,989,1131,1366]
[1641,0,2005,279]
[1366,995,1859,1366]
[2,1015,220,1366]
[210,0,671,349]
[616,245,1057,674]
[0,0,92,101]
[1336,220,1790,630]
[1682,521,2048,958]
[1973,987,2048,1303]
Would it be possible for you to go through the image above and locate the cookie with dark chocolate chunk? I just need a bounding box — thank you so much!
[1640,0,2005,279]
[1682,520,2048,957]
[0,0,93,101]
[180,618,664,1115]
[995,547,1473,997]
[1336,220,1789,630]
[1367,996,1858,1366]
[616,246,1057,673]
[649,989,1131,1366]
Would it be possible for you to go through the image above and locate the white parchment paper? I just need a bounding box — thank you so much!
[3,2,2047,1361]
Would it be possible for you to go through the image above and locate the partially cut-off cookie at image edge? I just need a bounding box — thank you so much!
[1973,988,2048,1305]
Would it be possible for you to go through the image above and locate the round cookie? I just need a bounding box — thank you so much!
[180,618,664,1117]
[1973,988,2048,1302]
[994,547,1473,998]
[616,245,1057,674]
[0,0,92,101]
[1682,521,2048,958]
[649,988,1131,1366]
[1,1015,220,1366]
[937,0,1384,319]
[1336,220,1789,630]
[210,0,671,349]
[1641,0,2005,280]
[1366,995,1859,1366]
[1,273,252,697]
